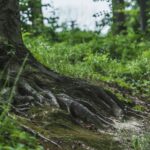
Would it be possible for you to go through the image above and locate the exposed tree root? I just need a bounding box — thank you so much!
[0,53,146,131]
[56,93,113,129]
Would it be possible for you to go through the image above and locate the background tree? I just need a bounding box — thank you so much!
[19,0,44,32]
[28,0,43,27]
[19,0,31,30]
[137,0,149,32]
[112,0,126,34]
[93,0,126,34]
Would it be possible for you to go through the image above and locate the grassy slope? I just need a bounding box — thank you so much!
[24,31,150,103]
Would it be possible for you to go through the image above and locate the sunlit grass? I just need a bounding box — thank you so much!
[24,33,150,100]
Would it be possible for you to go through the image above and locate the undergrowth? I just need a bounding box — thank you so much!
[0,61,43,150]
[132,133,150,150]
[24,31,150,101]
[0,117,43,150]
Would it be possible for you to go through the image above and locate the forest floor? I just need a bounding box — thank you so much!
[13,106,149,150]
[1,58,149,150]
[1,31,150,149]
[11,73,150,150]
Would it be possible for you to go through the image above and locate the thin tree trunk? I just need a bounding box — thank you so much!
[138,0,148,32]
[112,0,126,34]
[28,0,44,27]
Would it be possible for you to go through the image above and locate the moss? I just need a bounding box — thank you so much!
[133,105,145,112]
[15,106,122,150]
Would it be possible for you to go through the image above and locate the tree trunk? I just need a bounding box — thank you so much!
[112,0,126,34]
[28,0,43,28]
[138,0,148,32]
[0,0,23,46]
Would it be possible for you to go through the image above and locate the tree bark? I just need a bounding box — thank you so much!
[0,0,23,46]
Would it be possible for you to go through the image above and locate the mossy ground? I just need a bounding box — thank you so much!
[15,106,122,150]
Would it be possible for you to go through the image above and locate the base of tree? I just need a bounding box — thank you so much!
[0,46,145,130]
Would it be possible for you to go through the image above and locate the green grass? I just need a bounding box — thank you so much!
[24,31,150,101]
[0,117,43,150]
[132,133,150,150]
[0,58,44,150]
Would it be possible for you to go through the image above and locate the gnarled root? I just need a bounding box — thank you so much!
[57,93,114,128]
[0,57,143,130]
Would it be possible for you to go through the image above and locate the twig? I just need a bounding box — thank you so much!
[20,124,62,149]
[8,113,62,149]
